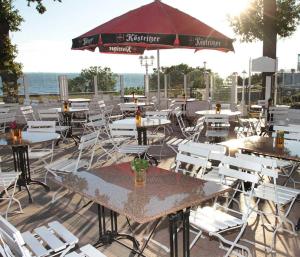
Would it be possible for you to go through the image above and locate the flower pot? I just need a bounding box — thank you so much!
[135,169,146,186]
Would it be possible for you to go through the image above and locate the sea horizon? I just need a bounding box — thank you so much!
[0,72,145,96]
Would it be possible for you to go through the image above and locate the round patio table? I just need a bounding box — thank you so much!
[50,107,89,145]
[118,102,154,107]
[195,110,241,116]
[113,118,171,165]
[0,131,60,203]
[68,98,90,103]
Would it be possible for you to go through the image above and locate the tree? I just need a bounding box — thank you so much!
[229,0,300,97]
[0,0,61,102]
[68,66,117,93]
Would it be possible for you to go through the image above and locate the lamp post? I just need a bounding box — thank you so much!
[139,55,154,102]
[241,70,247,116]
[203,61,210,101]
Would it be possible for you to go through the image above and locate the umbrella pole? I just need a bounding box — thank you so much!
[157,49,160,109]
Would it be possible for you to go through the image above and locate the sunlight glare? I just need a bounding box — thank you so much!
[220,0,251,16]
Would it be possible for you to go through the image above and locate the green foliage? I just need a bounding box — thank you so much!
[229,0,300,42]
[68,66,117,93]
[0,0,60,102]
[124,87,144,95]
[149,63,211,91]
[26,0,62,14]
[131,158,149,173]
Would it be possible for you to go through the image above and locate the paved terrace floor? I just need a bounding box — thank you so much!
[0,121,299,257]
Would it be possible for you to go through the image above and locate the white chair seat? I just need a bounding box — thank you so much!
[190,206,243,233]
[0,172,20,187]
[206,130,229,137]
[21,221,79,257]
[55,125,69,132]
[65,244,107,257]
[118,145,149,154]
[29,149,53,159]
[46,159,89,173]
[201,168,236,186]
[254,183,300,205]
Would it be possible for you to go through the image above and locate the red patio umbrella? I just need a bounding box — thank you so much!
[72,0,234,103]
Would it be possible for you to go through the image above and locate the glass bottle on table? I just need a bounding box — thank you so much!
[135,106,142,125]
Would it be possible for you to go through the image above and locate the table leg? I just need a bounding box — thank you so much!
[56,112,79,146]
[168,208,191,257]
[94,204,143,255]
[296,218,300,231]
[6,145,50,203]
[137,127,158,166]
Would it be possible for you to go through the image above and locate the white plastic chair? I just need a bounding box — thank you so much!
[0,216,106,257]
[20,106,37,123]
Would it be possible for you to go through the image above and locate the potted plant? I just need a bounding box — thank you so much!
[131,158,149,186]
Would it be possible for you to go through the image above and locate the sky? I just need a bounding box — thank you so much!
[11,0,300,78]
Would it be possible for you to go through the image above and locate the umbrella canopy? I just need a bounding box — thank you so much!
[72,0,234,54]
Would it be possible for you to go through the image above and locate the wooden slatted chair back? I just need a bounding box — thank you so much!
[205,114,229,126]
[288,109,300,124]
[0,216,31,257]
[211,103,231,110]
[20,106,36,122]
[109,123,137,138]
[71,102,89,109]
[77,131,100,170]
[219,156,260,184]
[27,121,56,133]
[186,142,226,162]
[119,103,138,113]
[175,143,210,176]
[145,111,169,119]
[38,108,60,121]
[268,106,289,125]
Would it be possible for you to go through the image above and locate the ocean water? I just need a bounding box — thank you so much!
[0,72,144,95]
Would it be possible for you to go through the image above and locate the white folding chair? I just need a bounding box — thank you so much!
[173,143,210,177]
[20,106,37,123]
[0,216,106,257]
[175,111,203,141]
[0,110,15,134]
[268,106,289,126]
[109,123,149,161]
[0,158,22,219]
[183,142,233,184]
[45,130,100,182]
[189,156,260,257]
[26,121,56,166]
[235,153,300,253]
[38,109,70,142]
[205,114,230,139]
[119,103,138,117]
[45,131,100,202]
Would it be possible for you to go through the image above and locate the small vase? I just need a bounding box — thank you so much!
[276,131,284,149]
[135,169,146,186]
[11,128,21,139]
